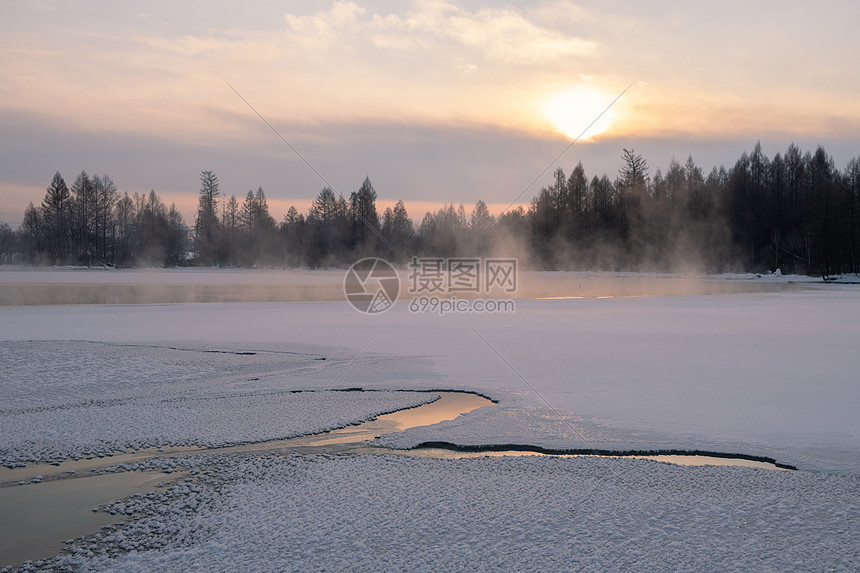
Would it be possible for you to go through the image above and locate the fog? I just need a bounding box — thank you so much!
[0,267,806,306]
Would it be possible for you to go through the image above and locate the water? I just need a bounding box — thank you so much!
[405,448,788,470]
[0,393,491,566]
[0,471,179,566]
[0,269,810,305]
[192,392,788,471]
[0,390,789,567]
[0,393,491,488]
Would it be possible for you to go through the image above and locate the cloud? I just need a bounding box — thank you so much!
[0,2,609,147]
[1,0,858,193]
[438,4,597,63]
[146,35,228,56]
[284,1,367,50]
[321,1,598,64]
[456,61,478,74]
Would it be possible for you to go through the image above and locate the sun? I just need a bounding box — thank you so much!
[542,87,617,140]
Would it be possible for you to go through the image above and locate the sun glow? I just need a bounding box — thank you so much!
[542,87,618,140]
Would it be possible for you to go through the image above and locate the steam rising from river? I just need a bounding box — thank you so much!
[0,268,800,306]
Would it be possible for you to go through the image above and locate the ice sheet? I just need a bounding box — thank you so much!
[2,285,857,472]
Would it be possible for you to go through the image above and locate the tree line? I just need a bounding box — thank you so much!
[4,142,859,276]
[10,171,186,267]
[520,143,860,276]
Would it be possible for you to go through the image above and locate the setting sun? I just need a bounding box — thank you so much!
[542,86,618,140]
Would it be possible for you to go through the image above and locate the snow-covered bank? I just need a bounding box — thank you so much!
[14,453,859,572]
[0,341,437,466]
[375,406,812,471]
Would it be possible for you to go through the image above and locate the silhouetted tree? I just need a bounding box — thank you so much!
[566,162,588,243]
[15,148,860,274]
[381,199,414,262]
[280,205,307,267]
[21,202,44,262]
[41,171,71,261]
[92,174,117,263]
[195,170,221,265]
[114,192,135,266]
[349,176,380,252]
[239,187,277,265]
[0,222,14,263]
[70,170,96,264]
[220,194,240,265]
[307,187,348,265]
[845,158,860,272]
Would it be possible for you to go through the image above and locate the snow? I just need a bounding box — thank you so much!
[373,289,860,473]
[0,341,436,466]
[2,281,857,473]
[17,453,860,572]
[1,270,859,571]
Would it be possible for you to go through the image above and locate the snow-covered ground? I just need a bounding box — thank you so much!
[1,270,858,571]
[19,453,860,572]
[0,341,441,466]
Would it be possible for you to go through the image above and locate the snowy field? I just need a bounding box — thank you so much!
[0,340,437,465]
[26,454,860,572]
[1,270,858,571]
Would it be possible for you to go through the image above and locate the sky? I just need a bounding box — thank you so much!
[1,0,859,226]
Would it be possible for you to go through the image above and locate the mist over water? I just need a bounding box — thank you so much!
[0,268,804,306]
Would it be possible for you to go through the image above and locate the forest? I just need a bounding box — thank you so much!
[4,142,859,276]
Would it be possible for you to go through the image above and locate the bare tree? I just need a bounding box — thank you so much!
[195,170,221,265]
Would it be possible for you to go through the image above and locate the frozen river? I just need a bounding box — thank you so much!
[0,269,857,571]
